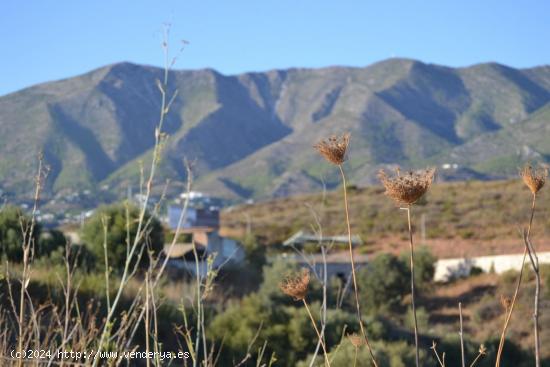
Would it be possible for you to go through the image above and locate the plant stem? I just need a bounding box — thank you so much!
[145,274,150,367]
[405,205,420,367]
[495,193,536,367]
[302,300,331,367]
[533,269,541,367]
[524,232,541,367]
[338,165,378,367]
[459,302,465,367]
[470,352,484,367]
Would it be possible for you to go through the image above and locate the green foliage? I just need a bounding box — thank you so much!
[37,229,67,258]
[298,339,423,367]
[208,293,356,367]
[400,246,436,291]
[81,202,164,272]
[241,234,267,275]
[543,264,550,297]
[358,253,409,313]
[41,243,96,272]
[404,306,429,331]
[0,205,40,262]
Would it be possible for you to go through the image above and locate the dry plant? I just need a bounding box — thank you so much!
[314,133,378,367]
[431,341,446,367]
[280,269,331,367]
[432,340,486,367]
[15,153,49,367]
[0,24,270,367]
[378,166,435,367]
[347,333,364,367]
[496,163,546,367]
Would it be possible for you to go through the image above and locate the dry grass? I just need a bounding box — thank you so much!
[221,179,550,258]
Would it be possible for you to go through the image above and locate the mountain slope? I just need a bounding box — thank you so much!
[0,59,549,200]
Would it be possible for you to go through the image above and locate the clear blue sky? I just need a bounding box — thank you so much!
[2,0,549,96]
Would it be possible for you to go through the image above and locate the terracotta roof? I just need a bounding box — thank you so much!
[163,243,205,258]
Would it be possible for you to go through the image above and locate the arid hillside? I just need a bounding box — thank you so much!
[221,178,550,258]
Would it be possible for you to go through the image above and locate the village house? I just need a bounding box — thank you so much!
[282,230,367,280]
[163,194,244,277]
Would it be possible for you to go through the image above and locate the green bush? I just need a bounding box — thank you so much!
[241,234,267,275]
[358,253,409,313]
[298,339,423,367]
[399,246,436,290]
[37,229,67,258]
[0,205,40,262]
[42,243,96,272]
[81,203,164,273]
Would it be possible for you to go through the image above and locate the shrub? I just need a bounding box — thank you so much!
[43,243,97,272]
[0,205,40,262]
[399,246,436,290]
[81,203,164,272]
[241,233,267,275]
[358,253,409,313]
[37,229,67,258]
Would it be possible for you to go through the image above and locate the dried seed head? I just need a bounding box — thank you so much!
[378,167,436,205]
[347,333,365,347]
[479,344,487,355]
[500,295,512,311]
[520,164,547,195]
[279,268,310,301]
[314,133,350,165]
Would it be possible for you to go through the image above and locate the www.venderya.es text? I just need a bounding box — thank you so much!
[10,349,190,361]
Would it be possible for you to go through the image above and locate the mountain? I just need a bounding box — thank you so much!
[0,59,549,200]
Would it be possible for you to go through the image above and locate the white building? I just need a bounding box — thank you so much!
[164,228,245,278]
[434,251,550,281]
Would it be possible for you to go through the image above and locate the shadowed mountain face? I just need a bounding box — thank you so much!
[0,59,549,200]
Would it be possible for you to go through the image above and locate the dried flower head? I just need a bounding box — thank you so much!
[279,268,310,301]
[500,295,512,311]
[314,133,350,165]
[347,333,365,347]
[378,167,436,205]
[520,164,547,195]
[479,344,487,355]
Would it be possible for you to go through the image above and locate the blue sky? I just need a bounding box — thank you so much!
[1,0,549,96]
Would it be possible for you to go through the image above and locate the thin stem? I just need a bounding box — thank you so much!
[470,353,484,367]
[495,193,536,367]
[302,300,331,367]
[533,269,541,367]
[17,156,45,367]
[338,165,378,367]
[459,302,465,367]
[101,216,111,312]
[405,205,420,367]
[431,342,445,367]
[145,274,150,367]
[524,232,541,367]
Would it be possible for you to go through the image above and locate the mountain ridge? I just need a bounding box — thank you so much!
[1,58,549,201]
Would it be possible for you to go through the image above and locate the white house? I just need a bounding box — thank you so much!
[164,228,245,277]
[434,251,550,281]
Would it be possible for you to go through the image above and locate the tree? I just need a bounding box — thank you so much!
[81,203,164,272]
[0,205,40,262]
[358,253,409,313]
[37,229,67,258]
[400,246,436,291]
